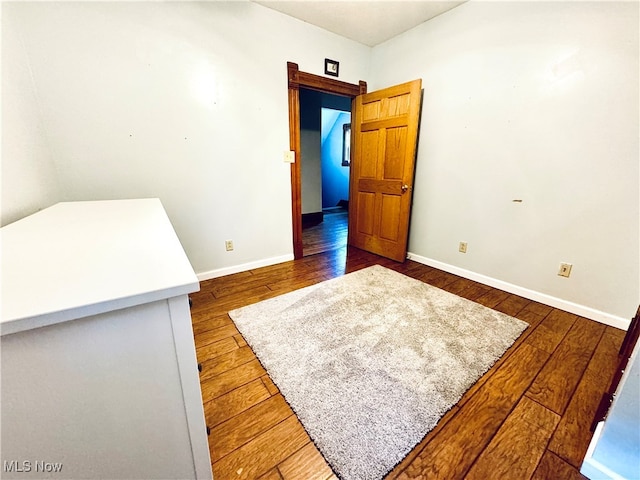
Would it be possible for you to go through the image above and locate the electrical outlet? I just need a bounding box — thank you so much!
[459,242,468,253]
[225,240,234,252]
[558,262,572,277]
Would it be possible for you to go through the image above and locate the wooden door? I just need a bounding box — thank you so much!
[348,79,422,261]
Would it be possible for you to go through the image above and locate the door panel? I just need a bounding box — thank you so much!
[362,102,380,121]
[360,131,380,178]
[348,79,422,262]
[380,195,401,241]
[384,127,408,179]
[356,192,376,235]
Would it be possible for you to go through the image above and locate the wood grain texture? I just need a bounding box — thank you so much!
[302,210,348,257]
[465,397,560,480]
[200,346,255,382]
[210,394,293,462]
[455,282,492,301]
[474,288,511,309]
[288,68,303,261]
[451,302,547,409]
[192,246,622,480]
[425,271,460,289]
[261,375,280,396]
[349,80,422,261]
[386,406,460,479]
[204,379,271,428]
[201,359,265,403]
[192,314,233,336]
[288,61,363,96]
[191,287,275,319]
[267,271,332,295]
[210,278,274,299]
[548,329,623,467]
[234,334,248,348]
[521,301,554,317]
[195,324,239,350]
[188,289,214,310]
[531,451,587,480]
[442,277,479,296]
[394,343,549,480]
[524,309,577,353]
[277,442,334,480]
[256,469,283,480]
[196,337,238,364]
[212,416,309,480]
[526,317,604,414]
[494,294,531,317]
[515,307,547,328]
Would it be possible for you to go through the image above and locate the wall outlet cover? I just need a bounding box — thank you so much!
[284,151,295,163]
[558,262,572,277]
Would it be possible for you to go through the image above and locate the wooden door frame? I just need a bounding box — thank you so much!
[287,62,367,259]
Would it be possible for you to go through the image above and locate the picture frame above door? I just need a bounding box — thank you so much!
[324,58,339,77]
[286,62,366,259]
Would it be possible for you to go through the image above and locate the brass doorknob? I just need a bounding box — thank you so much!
[401,184,410,193]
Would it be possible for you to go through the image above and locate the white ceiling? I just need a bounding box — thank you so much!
[254,1,466,47]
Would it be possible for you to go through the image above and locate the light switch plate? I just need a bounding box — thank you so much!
[284,151,295,163]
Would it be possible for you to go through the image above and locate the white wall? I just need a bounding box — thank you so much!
[370,1,639,323]
[300,89,323,215]
[1,1,370,276]
[1,7,61,226]
[4,1,638,324]
[301,129,323,214]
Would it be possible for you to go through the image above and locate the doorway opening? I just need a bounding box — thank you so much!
[286,62,366,259]
[300,89,352,256]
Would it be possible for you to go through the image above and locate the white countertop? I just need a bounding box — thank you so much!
[1,199,199,335]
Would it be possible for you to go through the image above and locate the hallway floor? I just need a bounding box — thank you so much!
[302,207,348,257]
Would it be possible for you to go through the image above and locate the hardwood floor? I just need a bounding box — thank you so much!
[302,208,348,257]
[189,246,624,480]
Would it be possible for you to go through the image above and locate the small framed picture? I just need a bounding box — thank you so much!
[324,58,339,77]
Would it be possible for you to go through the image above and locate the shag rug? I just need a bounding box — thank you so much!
[229,265,528,480]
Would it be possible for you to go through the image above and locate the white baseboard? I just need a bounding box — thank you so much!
[196,254,294,282]
[407,252,630,330]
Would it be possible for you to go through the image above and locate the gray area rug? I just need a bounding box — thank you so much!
[229,265,528,480]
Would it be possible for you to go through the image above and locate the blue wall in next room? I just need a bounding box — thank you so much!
[321,111,351,209]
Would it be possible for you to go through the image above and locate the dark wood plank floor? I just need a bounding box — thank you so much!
[189,246,624,480]
[302,209,348,257]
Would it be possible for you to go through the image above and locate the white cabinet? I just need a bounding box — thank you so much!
[581,342,640,480]
[581,308,640,480]
[1,199,212,479]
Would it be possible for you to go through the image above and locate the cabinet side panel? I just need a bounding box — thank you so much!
[167,295,213,479]
[582,343,640,479]
[1,300,195,479]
